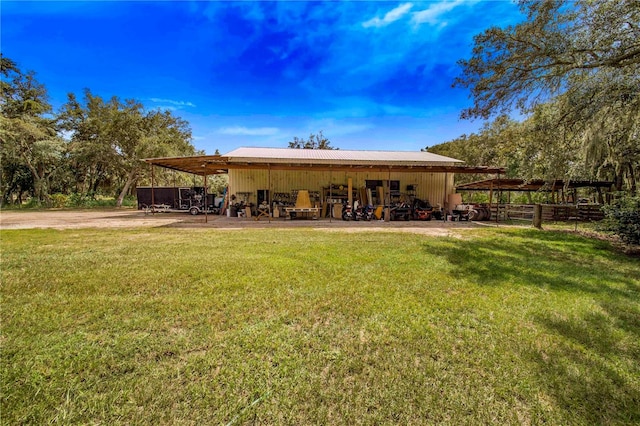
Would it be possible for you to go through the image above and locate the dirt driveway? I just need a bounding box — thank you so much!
[0,208,481,236]
[0,209,185,230]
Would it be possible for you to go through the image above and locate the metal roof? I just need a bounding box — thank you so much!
[143,155,228,175]
[456,178,614,192]
[142,148,505,175]
[223,147,463,165]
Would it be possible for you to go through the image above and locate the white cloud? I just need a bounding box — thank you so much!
[152,105,178,111]
[218,126,280,136]
[362,3,413,28]
[411,0,474,26]
[148,98,196,108]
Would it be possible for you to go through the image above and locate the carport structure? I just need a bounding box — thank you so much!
[143,148,505,222]
[455,178,615,225]
[455,178,614,205]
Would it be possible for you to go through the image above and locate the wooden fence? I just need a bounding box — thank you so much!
[488,204,604,223]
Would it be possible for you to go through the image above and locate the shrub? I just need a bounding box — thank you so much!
[68,192,92,207]
[120,195,137,207]
[23,198,43,209]
[67,192,118,208]
[49,193,70,208]
[599,195,640,245]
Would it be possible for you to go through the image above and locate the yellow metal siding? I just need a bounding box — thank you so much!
[228,169,455,206]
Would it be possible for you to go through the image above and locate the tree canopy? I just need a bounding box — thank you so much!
[59,90,195,206]
[288,131,337,149]
[1,56,199,206]
[444,0,639,195]
[455,0,640,120]
[1,55,63,203]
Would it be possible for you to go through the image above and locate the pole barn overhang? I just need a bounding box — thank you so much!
[143,154,505,175]
[142,155,230,176]
[456,178,614,192]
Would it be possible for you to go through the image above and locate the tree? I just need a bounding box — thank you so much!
[288,130,337,149]
[1,57,202,206]
[455,0,640,119]
[115,108,194,207]
[1,56,65,203]
[453,0,640,194]
[428,108,595,185]
[59,90,196,207]
[579,90,640,192]
[428,116,532,182]
[58,91,122,195]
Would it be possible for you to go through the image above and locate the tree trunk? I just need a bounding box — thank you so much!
[26,165,45,201]
[116,168,137,207]
[615,170,624,192]
[628,162,637,195]
[91,176,101,195]
[20,153,49,202]
[2,173,18,206]
[1,190,10,206]
[34,178,47,202]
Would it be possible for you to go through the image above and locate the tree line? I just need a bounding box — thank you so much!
[1,56,200,207]
[2,0,638,207]
[429,0,639,196]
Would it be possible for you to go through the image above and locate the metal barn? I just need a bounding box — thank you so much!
[144,147,503,220]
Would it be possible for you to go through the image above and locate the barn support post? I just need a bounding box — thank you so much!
[443,172,448,218]
[204,171,208,224]
[268,164,271,223]
[171,169,179,208]
[329,167,332,223]
[597,186,604,204]
[385,167,391,222]
[150,163,155,216]
[533,204,543,229]
[496,172,501,223]
[489,180,494,208]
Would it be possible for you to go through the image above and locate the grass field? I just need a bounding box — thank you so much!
[2,227,639,424]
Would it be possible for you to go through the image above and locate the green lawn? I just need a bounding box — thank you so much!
[2,228,638,425]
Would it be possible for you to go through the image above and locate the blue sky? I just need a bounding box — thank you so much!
[2,1,523,154]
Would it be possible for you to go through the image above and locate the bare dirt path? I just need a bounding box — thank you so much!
[0,209,184,230]
[0,208,481,236]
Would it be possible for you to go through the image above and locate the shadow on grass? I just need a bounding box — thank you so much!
[532,307,640,424]
[431,229,640,424]
[432,229,638,297]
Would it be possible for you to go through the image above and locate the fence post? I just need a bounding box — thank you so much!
[533,203,542,229]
